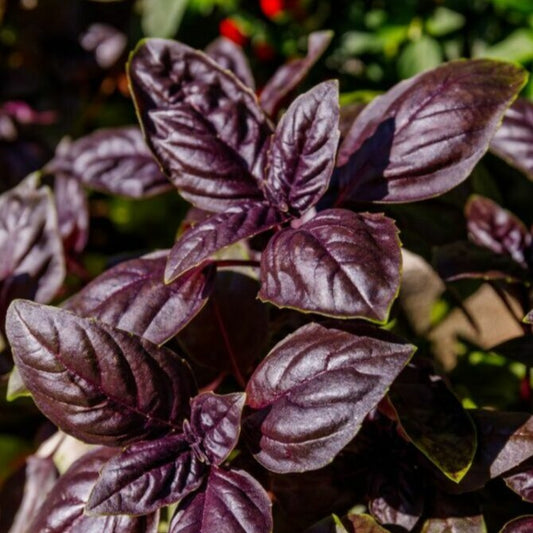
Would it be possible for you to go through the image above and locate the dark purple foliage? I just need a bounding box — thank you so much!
[86,435,206,515]
[128,39,271,212]
[245,322,414,472]
[28,447,159,532]
[259,30,333,118]
[6,300,197,445]
[491,98,533,180]
[47,127,172,199]
[259,209,401,321]
[335,59,526,203]
[65,251,215,345]
[0,179,65,332]
[205,37,255,90]
[169,467,272,533]
[4,30,533,533]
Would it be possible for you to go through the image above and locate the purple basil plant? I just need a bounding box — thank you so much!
[4,31,533,532]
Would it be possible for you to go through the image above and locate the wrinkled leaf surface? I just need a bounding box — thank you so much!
[65,251,215,345]
[6,300,196,445]
[259,209,401,322]
[336,59,526,203]
[245,323,414,473]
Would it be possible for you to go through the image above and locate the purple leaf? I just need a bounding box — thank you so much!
[169,467,272,533]
[433,241,528,282]
[187,392,245,465]
[452,410,533,493]
[28,447,159,533]
[87,435,206,515]
[259,209,402,322]
[205,37,255,90]
[264,81,340,216]
[8,455,58,533]
[177,271,269,383]
[65,251,215,346]
[500,516,533,533]
[421,493,486,533]
[165,202,285,283]
[47,127,172,198]
[505,466,533,502]
[0,182,65,329]
[260,31,333,118]
[54,175,89,254]
[128,39,271,212]
[491,98,533,180]
[6,300,196,445]
[245,322,414,473]
[466,195,532,268]
[335,59,527,203]
[368,455,424,531]
[389,362,476,483]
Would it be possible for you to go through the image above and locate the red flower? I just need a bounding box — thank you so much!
[219,18,248,46]
[260,0,285,19]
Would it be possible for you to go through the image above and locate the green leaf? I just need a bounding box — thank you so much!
[0,435,31,484]
[141,0,189,38]
[426,7,465,37]
[482,29,533,63]
[397,36,443,79]
[491,0,533,13]
[6,366,31,401]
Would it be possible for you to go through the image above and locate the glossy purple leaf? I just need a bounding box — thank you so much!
[47,127,172,198]
[177,271,269,383]
[500,516,533,533]
[128,39,271,212]
[28,447,159,533]
[421,493,486,533]
[54,175,89,254]
[8,455,58,533]
[0,182,65,329]
[389,362,476,483]
[339,103,366,141]
[491,98,533,180]
[433,241,528,282]
[65,251,215,345]
[205,37,255,90]
[368,458,424,531]
[169,467,272,533]
[6,300,197,445]
[245,322,414,473]
[505,466,533,502]
[187,392,245,465]
[165,202,285,282]
[87,435,206,515]
[264,81,340,216]
[452,410,533,493]
[259,209,402,322]
[260,31,333,117]
[524,310,533,324]
[335,59,526,203]
[466,195,532,267]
